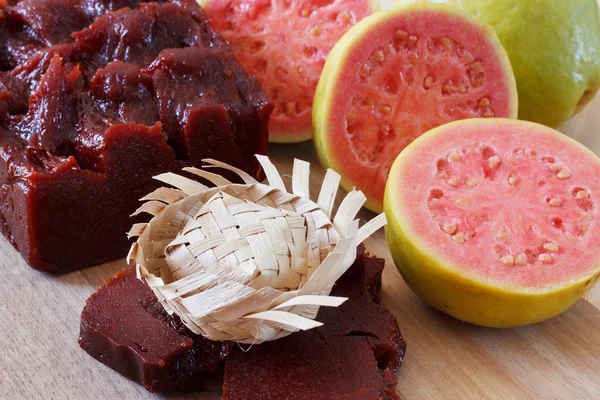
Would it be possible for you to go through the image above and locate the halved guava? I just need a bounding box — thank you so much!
[385,118,600,327]
[200,0,378,143]
[313,4,518,213]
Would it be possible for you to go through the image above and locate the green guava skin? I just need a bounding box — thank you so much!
[395,0,600,128]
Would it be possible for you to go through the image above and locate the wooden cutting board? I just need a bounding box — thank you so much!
[3,95,600,399]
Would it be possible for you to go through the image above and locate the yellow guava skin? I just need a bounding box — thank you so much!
[395,0,600,128]
[384,119,600,327]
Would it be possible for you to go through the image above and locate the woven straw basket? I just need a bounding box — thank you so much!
[127,155,386,344]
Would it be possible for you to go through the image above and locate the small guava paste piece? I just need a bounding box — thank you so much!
[202,0,373,141]
[394,120,600,289]
[324,7,515,208]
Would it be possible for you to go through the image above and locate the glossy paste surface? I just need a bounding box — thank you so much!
[0,0,272,271]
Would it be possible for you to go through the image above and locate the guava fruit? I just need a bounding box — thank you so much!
[395,0,600,128]
[385,118,600,327]
[313,4,518,213]
[200,0,378,143]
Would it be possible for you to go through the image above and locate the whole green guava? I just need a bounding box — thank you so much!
[395,0,600,127]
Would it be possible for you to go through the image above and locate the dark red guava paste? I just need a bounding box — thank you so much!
[79,249,405,397]
[0,0,271,271]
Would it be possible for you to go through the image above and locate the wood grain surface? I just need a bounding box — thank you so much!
[2,120,600,399]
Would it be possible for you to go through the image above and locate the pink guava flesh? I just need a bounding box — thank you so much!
[394,120,600,289]
[202,0,373,141]
[325,8,515,209]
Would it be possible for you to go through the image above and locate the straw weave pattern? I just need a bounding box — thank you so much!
[127,156,386,344]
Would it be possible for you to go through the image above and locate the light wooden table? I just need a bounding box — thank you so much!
[2,92,600,399]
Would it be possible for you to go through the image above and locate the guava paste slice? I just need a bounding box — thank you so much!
[314,4,517,212]
[201,0,376,143]
[390,119,600,290]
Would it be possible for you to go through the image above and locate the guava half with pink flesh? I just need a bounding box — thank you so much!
[313,4,518,213]
[200,0,377,143]
[385,118,600,327]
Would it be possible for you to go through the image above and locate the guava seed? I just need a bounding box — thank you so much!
[543,243,559,253]
[466,179,478,187]
[453,233,466,244]
[372,50,385,62]
[508,176,517,185]
[576,190,588,199]
[501,255,514,266]
[423,76,434,90]
[488,155,500,168]
[447,177,460,186]
[538,254,552,263]
[443,223,457,235]
[548,198,562,207]
[310,27,322,37]
[579,211,591,219]
[516,254,527,266]
[449,151,461,161]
